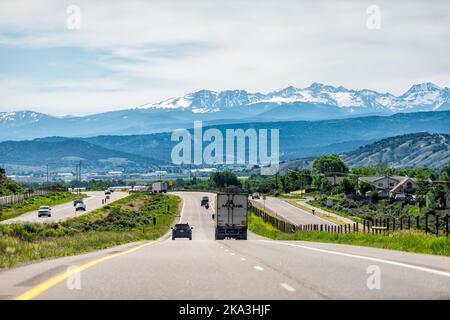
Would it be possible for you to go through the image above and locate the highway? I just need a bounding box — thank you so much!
[0,191,128,224]
[251,196,336,226]
[1,192,450,299]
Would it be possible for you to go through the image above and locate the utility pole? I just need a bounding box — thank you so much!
[275,172,279,190]
[78,160,82,194]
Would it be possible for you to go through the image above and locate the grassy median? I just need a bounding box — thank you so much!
[249,213,450,257]
[0,192,181,268]
[0,192,86,221]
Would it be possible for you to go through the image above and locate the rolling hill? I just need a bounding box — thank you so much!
[2,111,450,174]
[0,140,159,173]
[275,132,450,172]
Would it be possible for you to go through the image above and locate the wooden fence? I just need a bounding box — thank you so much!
[0,189,51,206]
[250,203,449,237]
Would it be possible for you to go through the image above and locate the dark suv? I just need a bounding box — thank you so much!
[171,223,193,240]
[201,196,209,206]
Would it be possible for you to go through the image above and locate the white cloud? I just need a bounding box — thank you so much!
[0,0,449,115]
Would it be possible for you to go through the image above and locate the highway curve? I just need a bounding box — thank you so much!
[1,192,450,299]
[0,191,128,225]
[251,196,337,226]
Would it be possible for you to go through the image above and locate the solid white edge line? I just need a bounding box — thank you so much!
[260,240,450,278]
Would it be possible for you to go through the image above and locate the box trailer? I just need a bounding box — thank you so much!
[214,193,248,240]
[152,181,168,193]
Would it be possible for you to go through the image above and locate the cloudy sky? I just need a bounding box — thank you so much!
[0,0,448,115]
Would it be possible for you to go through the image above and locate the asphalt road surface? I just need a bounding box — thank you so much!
[251,196,336,226]
[1,192,450,299]
[0,191,128,224]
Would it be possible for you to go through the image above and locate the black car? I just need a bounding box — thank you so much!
[201,196,209,206]
[171,223,193,240]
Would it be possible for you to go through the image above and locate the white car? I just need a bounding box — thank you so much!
[38,206,52,218]
[75,202,86,211]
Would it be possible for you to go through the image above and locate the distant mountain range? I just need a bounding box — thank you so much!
[2,111,450,174]
[0,140,158,173]
[274,132,450,173]
[1,82,449,140]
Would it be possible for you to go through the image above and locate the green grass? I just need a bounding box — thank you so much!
[287,200,346,225]
[0,192,86,221]
[308,199,363,223]
[0,192,181,268]
[248,213,450,256]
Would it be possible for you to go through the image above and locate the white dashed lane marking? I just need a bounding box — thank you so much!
[254,266,264,271]
[280,283,296,292]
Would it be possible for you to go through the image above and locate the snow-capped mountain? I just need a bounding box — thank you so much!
[141,82,450,113]
[1,82,449,141]
[141,89,264,113]
[0,111,53,128]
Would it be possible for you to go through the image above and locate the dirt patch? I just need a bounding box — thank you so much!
[121,199,144,212]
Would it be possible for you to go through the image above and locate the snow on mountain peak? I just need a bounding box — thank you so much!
[139,82,449,113]
[403,82,442,95]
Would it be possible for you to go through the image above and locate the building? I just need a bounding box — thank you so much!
[107,171,123,177]
[389,177,417,197]
[358,175,415,198]
[57,172,74,182]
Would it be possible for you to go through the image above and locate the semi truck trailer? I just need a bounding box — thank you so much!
[152,181,168,193]
[214,193,248,240]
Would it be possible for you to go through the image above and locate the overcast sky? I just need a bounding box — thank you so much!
[0,0,448,116]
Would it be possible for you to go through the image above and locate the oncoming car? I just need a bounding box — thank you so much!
[75,202,86,211]
[171,223,193,240]
[37,206,52,218]
[251,192,260,199]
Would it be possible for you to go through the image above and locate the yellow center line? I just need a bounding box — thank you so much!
[15,193,187,300]
[14,240,157,300]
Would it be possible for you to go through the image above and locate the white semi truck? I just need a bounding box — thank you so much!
[152,181,168,193]
[214,193,248,240]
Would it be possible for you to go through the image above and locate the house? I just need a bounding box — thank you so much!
[389,177,417,197]
[358,176,417,198]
